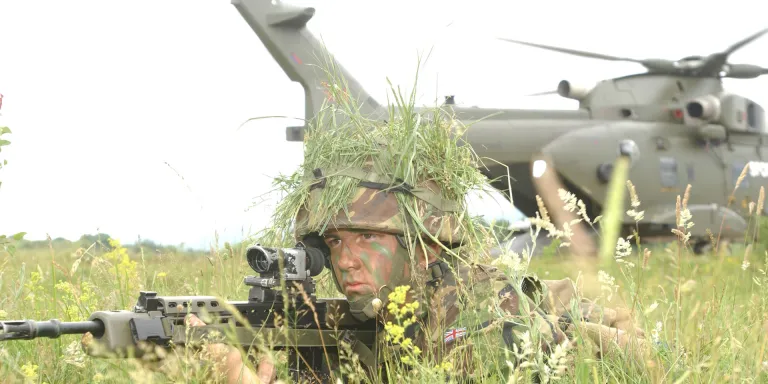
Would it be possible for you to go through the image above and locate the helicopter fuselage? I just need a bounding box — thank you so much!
[232,0,768,251]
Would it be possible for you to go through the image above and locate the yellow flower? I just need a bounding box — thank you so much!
[21,362,38,382]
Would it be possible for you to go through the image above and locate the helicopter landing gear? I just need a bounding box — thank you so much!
[692,238,714,255]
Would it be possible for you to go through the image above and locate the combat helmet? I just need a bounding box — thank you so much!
[262,82,490,322]
[293,154,464,247]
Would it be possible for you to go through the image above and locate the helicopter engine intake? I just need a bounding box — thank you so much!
[685,95,721,121]
[557,80,592,101]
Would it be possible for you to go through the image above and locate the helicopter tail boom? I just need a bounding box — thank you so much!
[232,0,387,141]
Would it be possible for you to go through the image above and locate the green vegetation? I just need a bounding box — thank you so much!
[0,212,766,383]
[1,65,767,383]
[0,125,26,257]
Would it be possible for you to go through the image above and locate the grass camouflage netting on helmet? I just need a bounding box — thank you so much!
[256,62,497,261]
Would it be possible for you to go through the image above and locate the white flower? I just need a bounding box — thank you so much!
[651,321,663,344]
[644,301,659,315]
[597,270,619,301]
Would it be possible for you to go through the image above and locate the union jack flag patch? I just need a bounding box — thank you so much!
[444,327,467,344]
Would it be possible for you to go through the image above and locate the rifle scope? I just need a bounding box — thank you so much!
[246,245,325,277]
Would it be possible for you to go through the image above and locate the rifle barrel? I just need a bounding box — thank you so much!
[0,319,104,341]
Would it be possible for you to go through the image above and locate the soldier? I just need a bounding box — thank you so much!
[187,111,649,383]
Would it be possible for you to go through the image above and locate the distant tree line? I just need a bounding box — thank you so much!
[15,233,198,254]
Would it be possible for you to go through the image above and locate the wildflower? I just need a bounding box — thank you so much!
[597,270,619,301]
[651,321,663,344]
[642,248,651,269]
[559,188,590,223]
[492,250,526,275]
[626,181,645,221]
[512,330,535,368]
[680,279,697,293]
[672,199,694,242]
[614,237,635,267]
[157,272,167,278]
[64,340,86,368]
[678,208,693,229]
[545,338,570,379]
[536,196,550,223]
[20,362,38,382]
[741,260,750,271]
[383,286,421,363]
[627,208,645,222]
[742,244,752,271]
[644,301,658,315]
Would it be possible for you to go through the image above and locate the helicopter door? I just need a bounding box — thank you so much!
[652,131,729,223]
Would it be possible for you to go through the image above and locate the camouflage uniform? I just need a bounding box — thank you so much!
[398,261,649,381]
[293,157,648,381]
[402,259,567,380]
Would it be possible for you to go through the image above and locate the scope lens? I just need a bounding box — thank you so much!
[246,246,274,273]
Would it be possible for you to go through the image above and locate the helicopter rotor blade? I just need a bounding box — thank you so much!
[497,37,644,63]
[698,27,768,76]
[496,37,677,73]
[723,63,768,79]
[525,90,558,96]
[723,27,768,56]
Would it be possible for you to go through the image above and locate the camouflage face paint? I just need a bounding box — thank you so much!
[367,241,396,288]
[326,230,417,322]
[329,236,409,295]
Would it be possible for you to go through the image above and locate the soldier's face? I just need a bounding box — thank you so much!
[323,229,416,299]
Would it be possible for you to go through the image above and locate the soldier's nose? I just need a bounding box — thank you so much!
[336,244,361,270]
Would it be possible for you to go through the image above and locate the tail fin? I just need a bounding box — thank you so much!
[232,0,386,141]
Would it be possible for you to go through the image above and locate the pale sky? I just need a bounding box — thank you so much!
[0,0,766,249]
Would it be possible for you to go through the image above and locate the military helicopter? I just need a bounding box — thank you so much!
[232,0,768,256]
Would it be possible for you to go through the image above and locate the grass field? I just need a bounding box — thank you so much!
[0,217,766,383]
[2,125,767,382]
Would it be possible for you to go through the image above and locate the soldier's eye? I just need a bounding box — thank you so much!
[325,238,341,247]
[361,233,376,240]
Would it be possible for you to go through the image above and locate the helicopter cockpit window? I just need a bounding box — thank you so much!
[659,157,678,188]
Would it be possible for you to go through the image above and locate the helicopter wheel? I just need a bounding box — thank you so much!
[692,238,713,256]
